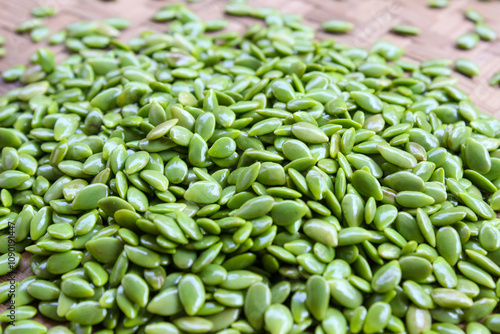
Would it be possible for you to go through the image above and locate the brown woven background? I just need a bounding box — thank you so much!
[1,0,500,329]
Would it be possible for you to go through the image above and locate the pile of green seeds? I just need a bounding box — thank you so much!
[3,2,500,334]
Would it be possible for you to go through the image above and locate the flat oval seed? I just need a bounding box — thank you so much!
[329,278,363,308]
[244,282,271,330]
[406,306,432,334]
[140,170,169,191]
[466,137,491,174]
[173,317,214,334]
[455,58,480,77]
[264,304,293,334]
[378,144,417,169]
[396,191,435,208]
[291,122,329,144]
[352,170,383,201]
[400,255,433,281]
[71,184,108,210]
[436,227,461,266]
[363,302,391,334]
[122,273,149,307]
[125,151,150,174]
[322,20,354,33]
[147,287,183,316]
[457,33,479,49]
[371,260,402,293]
[65,301,106,325]
[303,218,338,247]
[4,320,47,334]
[403,280,435,309]
[305,275,329,321]
[184,181,222,204]
[234,195,274,219]
[351,91,384,113]
[431,288,473,308]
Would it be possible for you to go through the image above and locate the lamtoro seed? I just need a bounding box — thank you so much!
[1,2,500,334]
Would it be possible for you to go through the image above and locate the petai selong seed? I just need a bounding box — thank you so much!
[2,2,500,334]
[391,25,421,36]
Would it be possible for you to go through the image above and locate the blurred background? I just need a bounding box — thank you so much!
[0,0,499,115]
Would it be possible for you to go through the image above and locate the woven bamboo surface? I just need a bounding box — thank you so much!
[1,0,500,329]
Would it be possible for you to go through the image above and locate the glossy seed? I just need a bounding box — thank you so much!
[455,58,480,77]
[305,275,330,320]
[322,20,354,33]
[378,144,417,168]
[2,4,500,333]
[391,24,420,35]
[179,274,206,316]
[457,33,480,49]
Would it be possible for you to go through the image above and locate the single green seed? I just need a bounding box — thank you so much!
[322,20,355,34]
[1,3,500,333]
[456,33,480,50]
[391,24,420,35]
[455,58,480,77]
[31,6,57,17]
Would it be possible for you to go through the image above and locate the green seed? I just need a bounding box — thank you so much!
[363,302,391,334]
[455,58,480,77]
[351,170,383,201]
[147,287,183,316]
[16,18,44,33]
[391,24,420,35]
[322,20,354,33]
[122,273,149,307]
[476,23,497,41]
[456,33,480,49]
[4,320,47,334]
[184,181,222,204]
[431,288,473,308]
[329,278,363,308]
[30,26,50,42]
[2,3,500,332]
[371,260,402,293]
[305,275,329,320]
[351,91,384,113]
[465,8,484,23]
[378,144,417,169]
[173,317,214,333]
[291,122,329,143]
[406,306,432,334]
[264,304,293,334]
[244,282,271,330]
[65,301,107,325]
[31,5,57,17]
[303,218,338,247]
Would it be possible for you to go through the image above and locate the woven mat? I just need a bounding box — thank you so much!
[1,0,500,329]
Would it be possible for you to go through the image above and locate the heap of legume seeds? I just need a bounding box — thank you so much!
[3,2,500,334]
[15,6,58,44]
[391,25,421,37]
[429,0,450,8]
